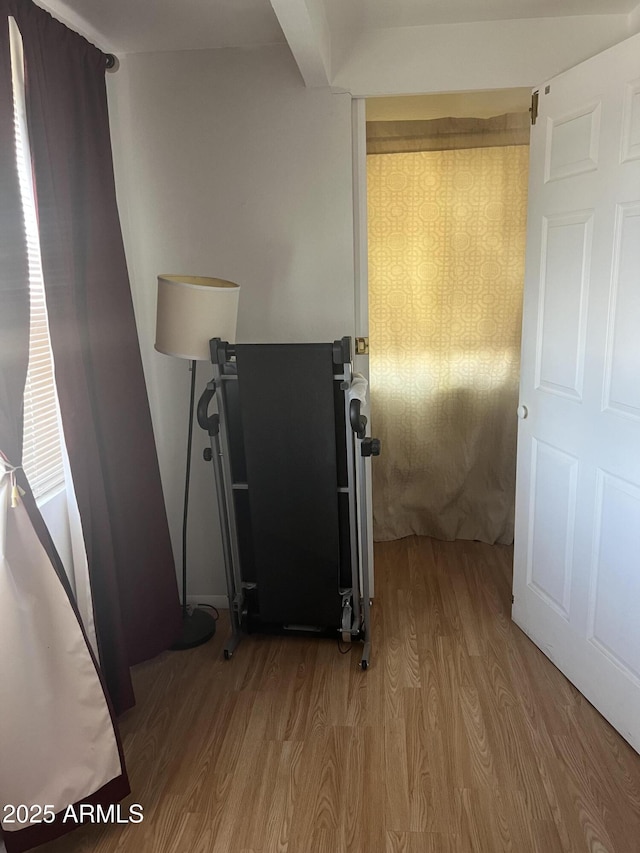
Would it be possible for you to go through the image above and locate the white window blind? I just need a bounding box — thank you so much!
[10,17,65,503]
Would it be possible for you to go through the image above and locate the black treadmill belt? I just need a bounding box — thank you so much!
[235,344,341,627]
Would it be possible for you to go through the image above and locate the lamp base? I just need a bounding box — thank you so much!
[171,607,216,650]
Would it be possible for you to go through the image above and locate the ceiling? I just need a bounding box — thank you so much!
[37,0,286,53]
[359,0,638,28]
[40,0,638,55]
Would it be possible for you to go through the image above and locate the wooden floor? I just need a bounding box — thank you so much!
[40,537,640,853]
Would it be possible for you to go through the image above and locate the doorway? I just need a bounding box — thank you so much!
[362,89,531,548]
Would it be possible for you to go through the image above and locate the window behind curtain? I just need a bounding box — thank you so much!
[10,16,65,502]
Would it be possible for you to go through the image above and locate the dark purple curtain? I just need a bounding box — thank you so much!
[1,9,133,852]
[4,0,181,713]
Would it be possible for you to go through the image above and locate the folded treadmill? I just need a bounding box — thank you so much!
[197,336,379,669]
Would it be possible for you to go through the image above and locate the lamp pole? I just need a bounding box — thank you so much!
[170,359,216,649]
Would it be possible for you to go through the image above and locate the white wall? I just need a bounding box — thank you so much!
[107,45,355,600]
[333,14,633,96]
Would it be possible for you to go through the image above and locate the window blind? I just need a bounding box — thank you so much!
[10,18,65,503]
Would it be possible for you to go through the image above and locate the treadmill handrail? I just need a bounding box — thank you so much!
[197,381,219,436]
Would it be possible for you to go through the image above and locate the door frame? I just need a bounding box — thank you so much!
[350,91,532,596]
[351,97,375,597]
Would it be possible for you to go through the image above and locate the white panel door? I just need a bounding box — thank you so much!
[513,32,640,752]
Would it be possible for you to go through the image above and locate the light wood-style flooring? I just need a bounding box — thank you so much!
[39,537,640,852]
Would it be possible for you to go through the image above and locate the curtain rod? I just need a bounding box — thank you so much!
[105,53,117,71]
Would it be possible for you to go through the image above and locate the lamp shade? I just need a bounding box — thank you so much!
[155,275,240,361]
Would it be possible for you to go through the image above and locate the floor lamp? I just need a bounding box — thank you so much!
[155,274,240,649]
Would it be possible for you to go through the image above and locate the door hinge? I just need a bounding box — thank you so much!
[511,594,515,604]
[355,336,369,355]
[530,90,539,126]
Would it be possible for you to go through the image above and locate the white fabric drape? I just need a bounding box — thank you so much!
[368,143,529,544]
[0,457,122,830]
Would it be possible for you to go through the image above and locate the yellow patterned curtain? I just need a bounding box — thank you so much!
[367,144,529,544]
